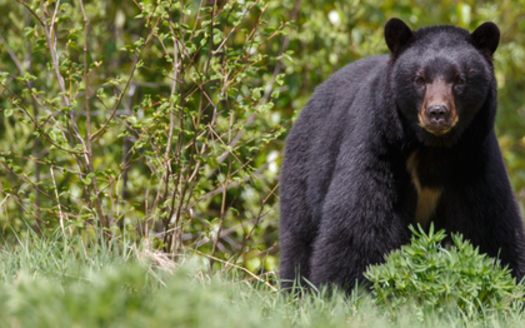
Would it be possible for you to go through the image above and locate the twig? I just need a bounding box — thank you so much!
[0,33,25,73]
[39,0,71,109]
[15,0,45,26]
[234,183,279,267]
[194,250,278,291]
[26,8,42,228]
[210,172,229,269]
[50,168,66,239]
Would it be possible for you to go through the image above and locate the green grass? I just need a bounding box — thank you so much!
[0,232,524,327]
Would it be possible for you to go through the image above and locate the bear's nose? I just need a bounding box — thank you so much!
[426,105,450,125]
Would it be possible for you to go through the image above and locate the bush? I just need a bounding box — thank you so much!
[365,225,525,318]
[0,0,290,273]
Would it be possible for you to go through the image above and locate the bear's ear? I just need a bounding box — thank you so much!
[470,22,500,56]
[384,18,413,55]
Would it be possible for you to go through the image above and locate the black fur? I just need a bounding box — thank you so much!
[279,19,525,291]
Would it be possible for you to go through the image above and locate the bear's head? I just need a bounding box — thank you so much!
[385,18,500,148]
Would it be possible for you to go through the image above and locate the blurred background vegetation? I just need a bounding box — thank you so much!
[0,0,525,276]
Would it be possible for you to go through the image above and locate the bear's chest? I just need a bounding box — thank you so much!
[406,149,448,226]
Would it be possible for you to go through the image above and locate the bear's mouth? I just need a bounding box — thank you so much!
[418,105,459,136]
[418,113,459,136]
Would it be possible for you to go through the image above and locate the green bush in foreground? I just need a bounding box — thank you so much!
[365,224,525,318]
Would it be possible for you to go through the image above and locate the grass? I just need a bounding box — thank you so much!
[0,232,524,327]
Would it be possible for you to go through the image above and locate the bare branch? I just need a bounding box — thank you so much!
[15,0,45,26]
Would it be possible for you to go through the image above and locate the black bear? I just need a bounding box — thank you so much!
[279,18,525,291]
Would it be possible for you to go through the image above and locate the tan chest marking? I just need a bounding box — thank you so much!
[406,151,442,226]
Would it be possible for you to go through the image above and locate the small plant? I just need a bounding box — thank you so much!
[365,224,525,318]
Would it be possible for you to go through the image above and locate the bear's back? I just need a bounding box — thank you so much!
[290,54,390,147]
[288,54,390,162]
[282,55,391,225]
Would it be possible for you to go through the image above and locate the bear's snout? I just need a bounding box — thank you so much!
[418,80,458,135]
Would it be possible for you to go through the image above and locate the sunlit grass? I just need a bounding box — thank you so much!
[0,232,523,327]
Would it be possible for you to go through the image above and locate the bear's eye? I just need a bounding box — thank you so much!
[455,76,465,85]
[415,76,425,85]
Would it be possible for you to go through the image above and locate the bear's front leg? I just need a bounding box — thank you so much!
[308,153,412,290]
[440,135,525,281]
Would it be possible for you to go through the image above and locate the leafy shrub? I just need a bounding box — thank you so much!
[0,0,291,273]
[365,225,525,318]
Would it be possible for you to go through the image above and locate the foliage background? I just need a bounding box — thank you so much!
[0,0,525,276]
